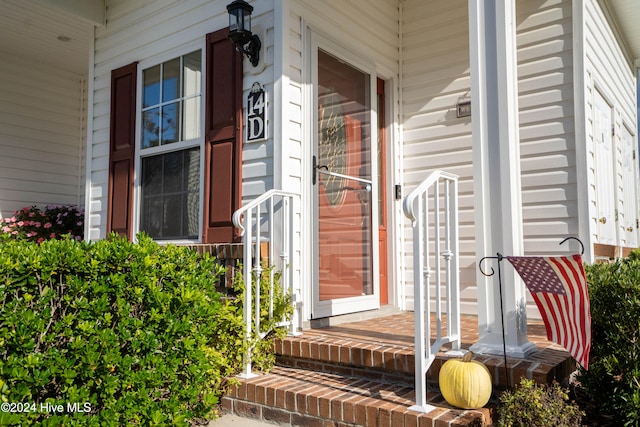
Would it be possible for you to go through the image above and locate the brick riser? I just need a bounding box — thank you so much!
[222,366,493,427]
[275,332,575,391]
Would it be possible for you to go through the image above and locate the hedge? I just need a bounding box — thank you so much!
[0,234,242,426]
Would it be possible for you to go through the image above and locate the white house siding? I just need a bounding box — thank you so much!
[583,0,638,251]
[87,0,275,241]
[399,0,475,314]
[516,0,579,256]
[0,52,86,219]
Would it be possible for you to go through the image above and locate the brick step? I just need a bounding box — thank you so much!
[221,313,574,426]
[274,320,575,390]
[222,365,493,427]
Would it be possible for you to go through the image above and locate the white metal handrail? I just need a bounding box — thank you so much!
[403,170,462,413]
[232,189,300,378]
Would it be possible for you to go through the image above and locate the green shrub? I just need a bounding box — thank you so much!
[231,262,293,371]
[578,257,640,426]
[0,234,232,426]
[497,378,583,427]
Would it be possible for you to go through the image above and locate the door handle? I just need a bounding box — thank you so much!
[312,156,328,185]
[599,217,607,224]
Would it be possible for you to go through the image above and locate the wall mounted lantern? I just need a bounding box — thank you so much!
[226,0,261,67]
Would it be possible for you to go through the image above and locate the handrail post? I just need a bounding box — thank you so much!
[233,190,301,378]
[239,209,257,379]
[404,171,461,412]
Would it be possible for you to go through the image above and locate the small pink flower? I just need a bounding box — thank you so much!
[2,226,11,233]
[77,221,83,226]
[34,222,41,227]
[37,237,44,243]
[12,231,18,235]
[44,222,52,229]
[17,221,24,227]
[50,233,56,238]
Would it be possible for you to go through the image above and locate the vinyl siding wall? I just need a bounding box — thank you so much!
[400,0,474,313]
[517,0,578,255]
[0,52,86,219]
[87,0,275,241]
[583,0,638,250]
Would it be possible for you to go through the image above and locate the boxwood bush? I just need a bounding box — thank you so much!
[578,251,640,426]
[0,234,243,426]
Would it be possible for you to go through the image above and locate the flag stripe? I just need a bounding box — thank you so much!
[549,258,578,357]
[555,255,590,366]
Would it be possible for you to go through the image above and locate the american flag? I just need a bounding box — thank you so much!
[505,254,591,369]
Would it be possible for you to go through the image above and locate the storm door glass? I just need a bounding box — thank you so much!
[316,49,373,301]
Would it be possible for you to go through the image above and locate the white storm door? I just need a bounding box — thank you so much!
[311,40,379,319]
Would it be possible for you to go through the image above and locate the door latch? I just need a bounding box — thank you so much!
[312,156,328,185]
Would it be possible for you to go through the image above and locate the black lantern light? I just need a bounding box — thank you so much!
[226,0,261,67]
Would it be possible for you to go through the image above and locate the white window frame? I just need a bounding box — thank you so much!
[133,42,206,244]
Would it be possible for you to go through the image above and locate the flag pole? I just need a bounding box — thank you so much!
[478,253,510,388]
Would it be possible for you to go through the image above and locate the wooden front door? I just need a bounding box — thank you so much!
[377,78,388,305]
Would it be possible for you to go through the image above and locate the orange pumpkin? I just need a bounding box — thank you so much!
[438,351,492,409]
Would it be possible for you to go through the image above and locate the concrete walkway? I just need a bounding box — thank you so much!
[208,414,279,426]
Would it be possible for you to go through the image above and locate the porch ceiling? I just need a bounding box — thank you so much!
[607,0,640,65]
[0,0,94,75]
[0,1,638,78]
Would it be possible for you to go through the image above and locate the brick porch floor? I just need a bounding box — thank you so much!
[221,312,574,427]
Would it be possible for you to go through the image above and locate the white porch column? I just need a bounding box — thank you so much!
[468,0,536,357]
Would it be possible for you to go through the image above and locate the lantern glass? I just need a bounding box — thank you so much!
[226,0,260,67]
[228,0,252,33]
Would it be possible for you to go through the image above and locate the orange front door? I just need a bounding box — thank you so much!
[376,78,388,305]
[314,49,375,312]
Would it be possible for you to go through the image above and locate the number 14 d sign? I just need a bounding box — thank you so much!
[247,82,267,142]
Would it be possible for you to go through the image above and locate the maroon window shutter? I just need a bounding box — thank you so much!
[108,62,137,240]
[203,28,243,243]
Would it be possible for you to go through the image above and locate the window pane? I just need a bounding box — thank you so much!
[183,51,201,97]
[162,58,180,102]
[161,102,180,145]
[141,196,162,238]
[142,108,160,148]
[141,155,162,195]
[163,151,183,193]
[143,65,160,108]
[140,148,200,240]
[183,96,201,140]
[162,194,183,237]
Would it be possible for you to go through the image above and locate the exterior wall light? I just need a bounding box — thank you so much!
[226,0,261,67]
